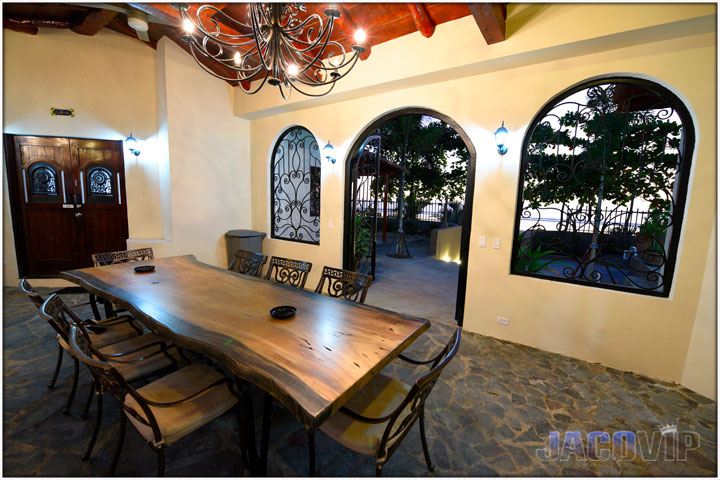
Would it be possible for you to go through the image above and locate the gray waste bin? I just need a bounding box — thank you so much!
[225,229,266,265]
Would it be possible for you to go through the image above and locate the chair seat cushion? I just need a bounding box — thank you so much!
[58,322,139,351]
[124,364,238,447]
[100,333,177,382]
[320,373,410,456]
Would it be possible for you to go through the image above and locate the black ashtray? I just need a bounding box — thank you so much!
[134,265,155,274]
[270,306,296,320]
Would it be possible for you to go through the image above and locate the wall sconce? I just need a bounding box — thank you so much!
[323,141,336,164]
[494,122,508,155]
[125,133,140,157]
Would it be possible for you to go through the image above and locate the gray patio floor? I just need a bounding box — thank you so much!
[3,277,716,476]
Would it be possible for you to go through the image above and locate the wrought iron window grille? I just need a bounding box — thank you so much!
[271,126,321,244]
[510,77,695,297]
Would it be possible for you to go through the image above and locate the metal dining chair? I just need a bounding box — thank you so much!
[40,293,183,462]
[228,249,268,277]
[264,256,312,289]
[309,328,461,476]
[20,280,143,413]
[314,266,373,304]
[91,247,154,317]
[67,323,244,476]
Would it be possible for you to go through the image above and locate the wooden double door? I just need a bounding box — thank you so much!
[5,135,129,277]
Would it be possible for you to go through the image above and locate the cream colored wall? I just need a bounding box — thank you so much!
[682,221,717,400]
[247,5,716,391]
[3,29,252,285]
[3,28,161,286]
[128,38,252,267]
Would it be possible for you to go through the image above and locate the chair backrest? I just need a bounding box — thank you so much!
[379,328,462,461]
[67,324,163,443]
[19,279,44,309]
[92,247,154,267]
[264,256,312,289]
[314,266,373,304]
[39,293,87,342]
[229,249,268,277]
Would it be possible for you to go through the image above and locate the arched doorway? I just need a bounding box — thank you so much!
[342,107,477,326]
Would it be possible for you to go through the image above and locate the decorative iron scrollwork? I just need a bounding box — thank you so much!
[87,166,113,196]
[314,266,373,303]
[265,256,312,289]
[271,127,321,244]
[30,164,58,195]
[229,249,268,277]
[92,248,154,267]
[511,78,694,296]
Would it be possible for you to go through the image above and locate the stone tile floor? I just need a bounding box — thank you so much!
[3,286,717,476]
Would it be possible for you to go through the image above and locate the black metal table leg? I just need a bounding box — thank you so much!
[260,391,273,474]
[237,380,262,475]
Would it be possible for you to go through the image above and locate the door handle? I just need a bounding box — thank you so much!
[75,212,83,217]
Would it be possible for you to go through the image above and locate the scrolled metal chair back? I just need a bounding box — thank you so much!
[39,293,84,342]
[19,279,44,309]
[377,328,462,463]
[264,256,312,289]
[92,247,154,267]
[229,249,268,277]
[314,266,373,304]
[67,324,164,445]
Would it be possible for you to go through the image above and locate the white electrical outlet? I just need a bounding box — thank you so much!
[479,236,486,247]
[493,237,501,249]
[497,316,509,326]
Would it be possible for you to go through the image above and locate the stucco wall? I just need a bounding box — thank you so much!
[3,29,252,285]
[246,4,716,392]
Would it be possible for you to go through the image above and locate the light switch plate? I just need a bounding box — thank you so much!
[493,237,501,249]
[479,236,486,247]
[328,220,333,229]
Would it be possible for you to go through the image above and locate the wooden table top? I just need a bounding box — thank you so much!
[60,255,430,430]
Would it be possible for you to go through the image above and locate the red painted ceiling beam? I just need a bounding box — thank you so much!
[407,4,435,38]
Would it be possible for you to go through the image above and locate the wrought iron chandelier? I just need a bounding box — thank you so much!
[178,3,366,99]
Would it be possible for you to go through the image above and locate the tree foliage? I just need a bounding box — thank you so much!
[377,115,468,205]
[523,84,682,214]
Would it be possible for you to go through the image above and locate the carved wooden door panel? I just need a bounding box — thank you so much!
[71,138,129,268]
[5,135,128,277]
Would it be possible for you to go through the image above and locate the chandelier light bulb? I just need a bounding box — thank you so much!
[178,3,365,98]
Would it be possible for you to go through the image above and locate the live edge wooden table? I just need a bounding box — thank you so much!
[60,255,430,474]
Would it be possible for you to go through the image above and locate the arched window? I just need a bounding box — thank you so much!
[271,126,321,244]
[510,77,695,296]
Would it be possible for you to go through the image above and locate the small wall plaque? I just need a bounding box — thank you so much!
[50,108,75,117]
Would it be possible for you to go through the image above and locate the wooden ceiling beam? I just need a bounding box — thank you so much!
[3,18,38,35]
[337,5,371,61]
[407,4,435,38]
[71,8,118,36]
[468,3,506,45]
[4,16,70,33]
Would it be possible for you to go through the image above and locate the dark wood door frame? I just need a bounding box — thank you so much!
[342,107,477,326]
[4,133,129,278]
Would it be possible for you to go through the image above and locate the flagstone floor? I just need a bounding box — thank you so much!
[3,286,717,476]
